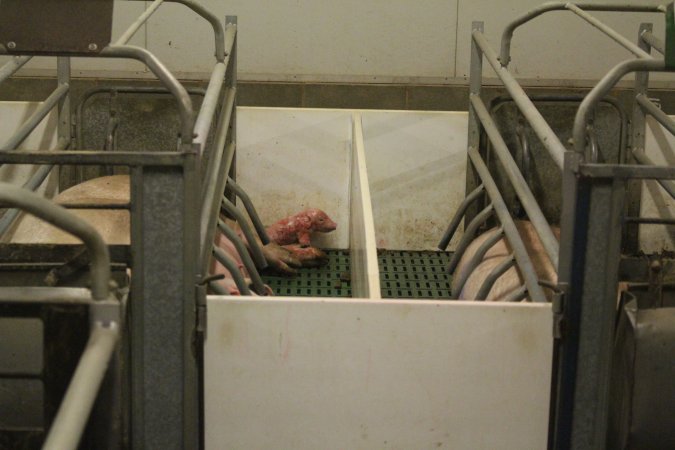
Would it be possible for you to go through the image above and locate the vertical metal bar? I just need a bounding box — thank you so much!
[57,57,71,190]
[129,152,199,449]
[625,23,652,254]
[552,154,627,449]
[224,16,238,206]
[464,21,484,227]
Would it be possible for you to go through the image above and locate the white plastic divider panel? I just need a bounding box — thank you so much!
[349,113,381,298]
[204,296,553,450]
[0,102,58,198]
[361,111,469,251]
[236,107,352,249]
[642,115,675,253]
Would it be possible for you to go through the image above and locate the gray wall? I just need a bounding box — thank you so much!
[0,1,668,86]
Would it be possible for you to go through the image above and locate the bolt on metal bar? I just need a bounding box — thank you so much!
[499,2,666,66]
[227,176,271,245]
[636,93,675,136]
[473,30,567,170]
[438,184,484,250]
[212,246,251,295]
[468,146,548,303]
[42,322,119,450]
[566,4,653,59]
[217,220,267,295]
[99,45,194,142]
[574,58,668,156]
[632,150,675,200]
[0,56,32,85]
[0,83,69,151]
[447,204,494,274]
[475,254,516,301]
[451,226,504,299]
[641,29,665,54]
[0,182,110,300]
[220,197,268,269]
[116,0,165,45]
[0,287,93,304]
[470,94,559,269]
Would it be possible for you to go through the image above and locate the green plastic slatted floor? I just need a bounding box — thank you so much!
[263,249,453,299]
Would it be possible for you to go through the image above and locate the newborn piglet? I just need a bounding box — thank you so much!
[266,208,337,246]
[283,244,329,268]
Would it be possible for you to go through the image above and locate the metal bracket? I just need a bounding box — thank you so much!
[90,297,122,328]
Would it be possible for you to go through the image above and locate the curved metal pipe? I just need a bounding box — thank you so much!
[574,58,667,156]
[501,284,529,302]
[447,203,494,274]
[475,254,516,301]
[0,182,110,300]
[587,125,599,163]
[212,246,251,295]
[451,226,504,299]
[99,45,194,142]
[227,177,271,245]
[220,197,268,269]
[165,0,226,61]
[438,183,484,250]
[216,220,267,295]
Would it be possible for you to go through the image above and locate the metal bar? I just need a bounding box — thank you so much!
[58,202,130,210]
[42,323,119,450]
[0,55,31,84]
[226,176,271,245]
[579,161,675,180]
[468,146,548,303]
[166,0,225,61]
[0,150,187,166]
[0,164,54,237]
[566,4,652,59]
[499,2,666,66]
[193,62,226,152]
[473,30,567,169]
[212,246,251,295]
[220,197,267,269]
[99,45,194,142]
[193,24,236,151]
[470,94,559,269]
[464,21,484,227]
[574,58,668,156]
[475,255,516,301]
[624,216,675,224]
[451,226,504,299]
[438,183,484,250]
[641,29,665,54]
[208,280,228,295]
[116,0,165,45]
[216,220,267,295]
[0,287,92,304]
[637,93,675,135]
[0,182,110,300]
[446,204,494,274]
[501,284,529,303]
[632,151,675,200]
[0,83,69,151]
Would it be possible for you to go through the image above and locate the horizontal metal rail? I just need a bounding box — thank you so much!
[42,323,119,450]
[641,29,665,54]
[116,0,165,45]
[578,161,675,180]
[468,147,547,303]
[624,216,675,225]
[438,183,484,250]
[99,45,194,142]
[0,182,110,300]
[470,94,559,270]
[499,2,666,66]
[473,30,567,169]
[0,287,93,304]
[0,84,69,151]
[632,151,675,200]
[574,58,669,157]
[0,56,32,84]
[0,150,188,166]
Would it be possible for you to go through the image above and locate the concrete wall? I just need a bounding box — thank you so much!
[1,1,667,86]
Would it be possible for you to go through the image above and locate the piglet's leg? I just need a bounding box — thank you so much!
[297,231,311,247]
